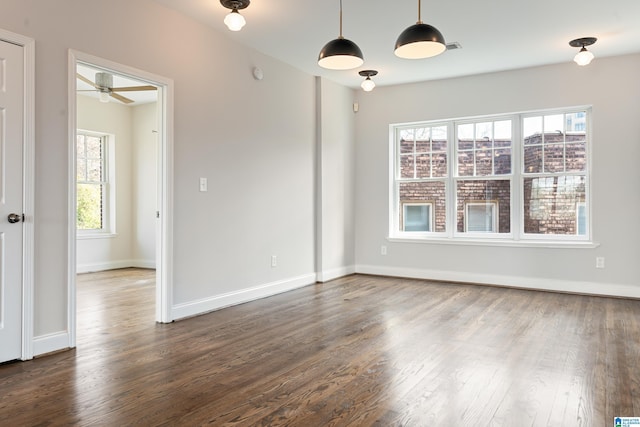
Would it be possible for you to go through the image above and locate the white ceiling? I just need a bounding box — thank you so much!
[153,0,640,89]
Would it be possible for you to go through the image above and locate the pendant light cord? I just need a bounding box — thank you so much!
[417,0,423,24]
[339,0,343,37]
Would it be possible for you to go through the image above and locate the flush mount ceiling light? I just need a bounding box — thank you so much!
[569,37,597,66]
[221,0,250,32]
[318,0,364,70]
[359,70,378,92]
[395,0,446,59]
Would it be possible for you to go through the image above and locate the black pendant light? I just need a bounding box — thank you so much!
[395,0,446,59]
[318,0,364,70]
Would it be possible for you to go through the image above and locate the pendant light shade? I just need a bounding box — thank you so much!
[569,37,597,66]
[318,0,364,70]
[319,38,364,70]
[359,70,378,92]
[395,0,446,59]
[220,0,250,32]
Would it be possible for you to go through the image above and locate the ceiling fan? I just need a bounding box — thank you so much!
[76,72,156,104]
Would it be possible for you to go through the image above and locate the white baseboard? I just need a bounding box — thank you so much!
[317,265,355,282]
[33,331,70,357]
[172,273,317,320]
[355,264,640,299]
[76,259,155,273]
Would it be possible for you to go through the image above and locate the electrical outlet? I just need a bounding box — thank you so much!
[271,255,277,267]
[596,257,605,269]
[381,245,387,255]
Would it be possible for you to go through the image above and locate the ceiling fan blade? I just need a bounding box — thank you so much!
[111,85,157,92]
[110,92,134,104]
[76,73,99,89]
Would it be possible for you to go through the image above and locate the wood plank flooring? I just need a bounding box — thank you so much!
[1,269,639,426]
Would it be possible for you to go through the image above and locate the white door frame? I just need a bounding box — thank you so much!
[67,50,174,348]
[0,29,35,360]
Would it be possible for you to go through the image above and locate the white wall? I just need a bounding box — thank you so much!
[132,102,158,268]
[0,0,321,346]
[316,78,356,281]
[354,54,640,296]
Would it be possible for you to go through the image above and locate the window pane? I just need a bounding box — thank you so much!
[403,204,431,231]
[523,176,586,235]
[87,159,103,182]
[475,122,492,140]
[399,138,414,155]
[544,114,564,133]
[494,120,511,140]
[476,150,493,176]
[524,145,542,173]
[77,159,87,181]
[494,149,511,175]
[458,152,474,176]
[416,154,431,178]
[523,116,542,141]
[456,180,510,233]
[85,136,102,158]
[77,135,86,157]
[400,154,415,178]
[399,181,446,232]
[566,112,587,135]
[543,143,564,173]
[432,152,447,177]
[77,183,103,230]
[466,203,497,232]
[565,142,586,172]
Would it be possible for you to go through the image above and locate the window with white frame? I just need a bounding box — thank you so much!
[391,108,590,242]
[465,202,498,232]
[402,202,433,232]
[77,132,112,233]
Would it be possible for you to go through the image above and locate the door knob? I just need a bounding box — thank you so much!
[7,213,22,223]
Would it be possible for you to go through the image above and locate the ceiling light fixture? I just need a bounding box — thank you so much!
[569,37,597,66]
[395,0,446,59]
[318,0,364,70]
[359,70,378,92]
[221,0,250,32]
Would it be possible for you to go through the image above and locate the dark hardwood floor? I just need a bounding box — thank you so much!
[1,269,639,426]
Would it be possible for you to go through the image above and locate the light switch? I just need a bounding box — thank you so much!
[199,177,208,192]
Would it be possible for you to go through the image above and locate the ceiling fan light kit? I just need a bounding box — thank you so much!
[318,0,364,70]
[569,37,597,66]
[76,71,157,104]
[220,0,250,31]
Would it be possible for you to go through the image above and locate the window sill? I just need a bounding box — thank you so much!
[387,236,600,249]
[77,232,117,240]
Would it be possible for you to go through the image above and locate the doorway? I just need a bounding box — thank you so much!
[68,51,173,349]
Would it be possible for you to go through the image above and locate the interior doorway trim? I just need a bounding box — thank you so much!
[0,28,35,360]
[67,50,174,348]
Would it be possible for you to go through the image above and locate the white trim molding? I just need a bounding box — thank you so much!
[76,259,156,274]
[355,264,640,299]
[33,332,70,357]
[316,265,355,283]
[172,274,317,321]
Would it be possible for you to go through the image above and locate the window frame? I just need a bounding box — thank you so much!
[389,107,592,245]
[76,130,116,237]
[401,201,434,232]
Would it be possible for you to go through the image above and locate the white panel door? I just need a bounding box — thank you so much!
[0,39,24,363]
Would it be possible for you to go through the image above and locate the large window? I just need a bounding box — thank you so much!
[77,132,111,233]
[391,108,590,242]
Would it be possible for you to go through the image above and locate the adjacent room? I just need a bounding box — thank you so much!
[0,0,638,425]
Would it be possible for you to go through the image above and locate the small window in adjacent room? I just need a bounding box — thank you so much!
[465,202,498,232]
[402,202,433,232]
[77,132,112,234]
